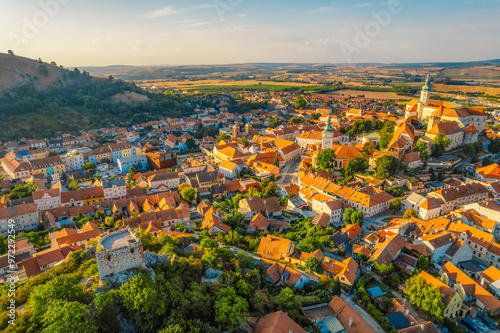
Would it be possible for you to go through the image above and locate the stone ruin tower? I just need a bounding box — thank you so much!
[96,227,145,281]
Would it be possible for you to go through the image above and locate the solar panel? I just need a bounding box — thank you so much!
[386,312,410,329]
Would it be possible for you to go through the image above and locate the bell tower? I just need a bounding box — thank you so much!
[417,75,431,119]
[322,114,334,150]
[232,124,239,139]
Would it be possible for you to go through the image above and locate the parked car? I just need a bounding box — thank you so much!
[473,319,489,332]
[458,323,474,333]
[481,317,497,330]
[461,318,478,333]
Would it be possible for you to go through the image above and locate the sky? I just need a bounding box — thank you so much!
[1,0,499,67]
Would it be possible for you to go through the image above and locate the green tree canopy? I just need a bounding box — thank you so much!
[305,257,321,273]
[378,121,396,151]
[431,133,450,157]
[403,208,419,219]
[415,141,429,160]
[180,186,197,203]
[214,287,249,332]
[316,149,336,171]
[390,198,402,211]
[293,97,307,109]
[375,155,397,179]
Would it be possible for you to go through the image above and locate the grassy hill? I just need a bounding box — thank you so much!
[0,54,190,141]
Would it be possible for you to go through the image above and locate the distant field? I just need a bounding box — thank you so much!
[328,89,408,100]
[432,84,500,96]
[443,66,500,80]
[137,79,318,88]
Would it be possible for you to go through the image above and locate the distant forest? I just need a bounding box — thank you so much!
[0,69,190,141]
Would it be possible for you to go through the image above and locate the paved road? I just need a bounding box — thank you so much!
[362,212,404,232]
[133,134,148,146]
[278,159,301,186]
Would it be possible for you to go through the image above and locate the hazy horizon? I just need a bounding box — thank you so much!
[2,0,500,67]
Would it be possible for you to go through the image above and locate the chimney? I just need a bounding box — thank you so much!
[349,317,353,327]
[406,309,410,315]
[421,324,425,331]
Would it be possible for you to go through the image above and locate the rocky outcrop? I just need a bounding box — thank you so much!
[144,251,170,268]
[84,245,96,260]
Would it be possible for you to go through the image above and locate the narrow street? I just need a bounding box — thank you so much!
[339,293,385,333]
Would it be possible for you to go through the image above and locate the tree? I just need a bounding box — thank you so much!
[119,274,167,332]
[29,275,89,320]
[180,186,197,203]
[246,187,260,198]
[463,143,475,156]
[406,275,445,320]
[473,140,483,154]
[378,121,396,150]
[42,300,97,333]
[403,208,419,219]
[186,138,197,149]
[268,116,281,128]
[488,138,500,153]
[415,141,429,160]
[416,255,431,271]
[218,133,231,142]
[273,287,301,320]
[104,216,115,228]
[214,287,249,332]
[390,198,402,212]
[261,180,278,198]
[101,158,111,164]
[305,257,321,273]
[84,162,96,170]
[293,97,307,109]
[431,133,450,157]
[289,117,304,124]
[316,149,336,170]
[344,208,355,224]
[363,141,376,155]
[375,155,396,179]
[351,211,364,227]
[68,179,80,191]
[128,165,137,178]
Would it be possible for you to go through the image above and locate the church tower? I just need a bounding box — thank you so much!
[322,115,334,150]
[245,123,252,136]
[232,124,239,139]
[417,75,431,120]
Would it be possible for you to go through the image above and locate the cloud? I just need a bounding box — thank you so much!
[180,21,212,27]
[355,2,372,7]
[142,6,180,18]
[304,38,330,46]
[306,6,337,14]
[235,14,247,18]
[142,4,214,18]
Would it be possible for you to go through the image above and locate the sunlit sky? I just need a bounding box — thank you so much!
[1,0,499,67]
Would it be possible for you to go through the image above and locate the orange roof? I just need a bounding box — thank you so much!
[257,235,293,260]
[442,262,500,311]
[481,266,500,284]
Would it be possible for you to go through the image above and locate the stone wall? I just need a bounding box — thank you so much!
[96,232,145,281]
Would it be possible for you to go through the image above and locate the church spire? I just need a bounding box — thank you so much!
[323,114,333,133]
[422,75,430,92]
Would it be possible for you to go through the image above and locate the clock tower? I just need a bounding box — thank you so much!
[322,115,334,150]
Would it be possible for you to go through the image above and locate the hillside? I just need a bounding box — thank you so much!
[0,54,189,141]
[0,53,73,92]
